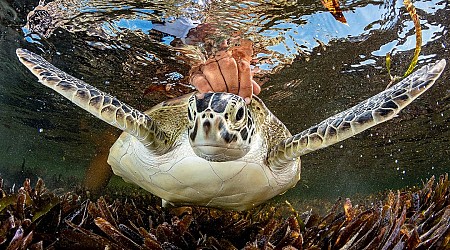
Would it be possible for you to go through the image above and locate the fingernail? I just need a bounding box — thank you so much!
[245,97,251,104]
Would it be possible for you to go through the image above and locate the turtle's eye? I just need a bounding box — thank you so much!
[235,107,244,121]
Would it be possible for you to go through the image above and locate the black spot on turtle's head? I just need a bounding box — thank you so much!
[193,92,213,112]
[211,93,228,113]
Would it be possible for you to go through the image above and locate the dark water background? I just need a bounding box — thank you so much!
[0,0,449,209]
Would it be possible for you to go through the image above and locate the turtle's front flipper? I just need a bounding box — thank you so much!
[16,48,171,154]
[268,59,446,168]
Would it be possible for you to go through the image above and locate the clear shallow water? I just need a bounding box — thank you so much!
[0,0,449,208]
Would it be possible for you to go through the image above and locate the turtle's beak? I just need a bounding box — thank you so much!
[189,113,248,162]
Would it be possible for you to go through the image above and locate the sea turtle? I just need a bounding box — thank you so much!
[16,48,446,210]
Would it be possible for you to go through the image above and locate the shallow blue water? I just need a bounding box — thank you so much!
[0,0,449,208]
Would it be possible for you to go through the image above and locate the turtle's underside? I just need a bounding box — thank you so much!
[16,48,446,210]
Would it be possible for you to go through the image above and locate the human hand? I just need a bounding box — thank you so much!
[189,50,261,104]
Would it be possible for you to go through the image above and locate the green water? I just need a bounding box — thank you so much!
[0,0,449,208]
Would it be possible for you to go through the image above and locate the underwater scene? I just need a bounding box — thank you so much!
[0,0,449,248]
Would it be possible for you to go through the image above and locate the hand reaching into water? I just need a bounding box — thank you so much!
[190,47,261,104]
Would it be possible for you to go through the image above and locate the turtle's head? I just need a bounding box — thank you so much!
[187,92,255,162]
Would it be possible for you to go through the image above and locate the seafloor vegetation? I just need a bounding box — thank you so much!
[0,174,448,249]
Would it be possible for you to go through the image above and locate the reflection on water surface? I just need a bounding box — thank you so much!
[0,0,449,208]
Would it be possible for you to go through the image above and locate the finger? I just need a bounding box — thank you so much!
[218,57,239,94]
[202,61,227,92]
[252,80,261,95]
[238,60,253,102]
[191,73,213,93]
